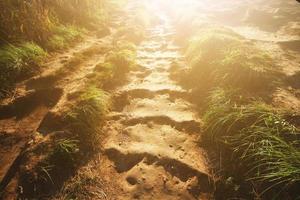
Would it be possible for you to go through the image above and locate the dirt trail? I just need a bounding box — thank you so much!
[101,8,213,200]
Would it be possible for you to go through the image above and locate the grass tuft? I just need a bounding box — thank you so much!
[46,25,83,50]
[50,139,79,167]
[0,42,47,97]
[90,41,137,89]
[65,87,110,151]
[106,48,136,74]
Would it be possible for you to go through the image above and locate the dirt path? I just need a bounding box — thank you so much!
[100,10,213,200]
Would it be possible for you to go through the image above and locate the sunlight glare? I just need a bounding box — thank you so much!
[146,0,203,15]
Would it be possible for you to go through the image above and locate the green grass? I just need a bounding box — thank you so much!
[50,139,79,167]
[0,42,47,97]
[64,87,110,151]
[203,88,300,198]
[0,24,83,99]
[46,25,83,50]
[229,124,300,190]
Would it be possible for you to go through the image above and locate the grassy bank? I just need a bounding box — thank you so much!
[0,0,109,44]
[18,86,111,198]
[0,0,115,98]
[173,26,278,102]
[171,21,300,198]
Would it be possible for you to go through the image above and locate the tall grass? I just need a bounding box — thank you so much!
[229,125,300,194]
[204,88,300,198]
[0,0,51,43]
[0,0,109,44]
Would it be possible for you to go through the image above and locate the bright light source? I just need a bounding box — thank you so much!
[146,0,202,13]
